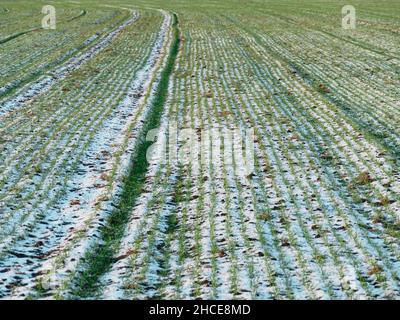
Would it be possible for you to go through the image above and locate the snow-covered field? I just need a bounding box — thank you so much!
[0,0,400,300]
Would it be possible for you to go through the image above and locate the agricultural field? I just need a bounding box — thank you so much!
[0,0,400,300]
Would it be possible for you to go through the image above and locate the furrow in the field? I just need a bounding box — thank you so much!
[274,66,400,237]
[113,164,174,300]
[0,10,171,299]
[273,78,400,295]
[274,32,400,97]
[0,37,149,169]
[173,20,328,298]
[264,76,396,296]
[0,75,129,201]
